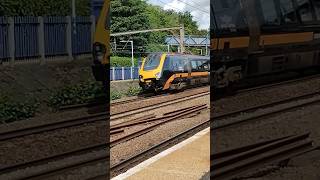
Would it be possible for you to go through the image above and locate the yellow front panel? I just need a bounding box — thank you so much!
[139,54,167,80]
[94,0,110,65]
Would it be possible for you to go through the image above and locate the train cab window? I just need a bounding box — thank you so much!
[259,0,280,25]
[279,0,298,23]
[296,0,314,22]
[313,0,320,20]
[143,54,161,71]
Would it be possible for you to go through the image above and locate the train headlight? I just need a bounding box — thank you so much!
[155,72,161,79]
[92,43,106,64]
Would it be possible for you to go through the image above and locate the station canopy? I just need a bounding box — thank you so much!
[165,35,210,47]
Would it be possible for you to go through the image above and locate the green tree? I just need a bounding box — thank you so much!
[0,0,90,16]
[111,0,150,49]
[145,4,208,52]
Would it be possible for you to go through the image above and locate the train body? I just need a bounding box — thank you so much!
[211,0,320,89]
[91,0,110,85]
[139,53,210,91]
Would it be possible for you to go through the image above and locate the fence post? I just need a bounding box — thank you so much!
[66,16,73,61]
[131,67,133,79]
[122,67,125,80]
[8,17,15,66]
[112,67,115,81]
[38,17,45,64]
[90,15,95,51]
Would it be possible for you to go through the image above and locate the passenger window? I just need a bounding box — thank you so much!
[202,61,209,71]
[195,61,202,71]
[163,57,171,71]
[279,0,298,23]
[170,56,186,72]
[212,0,248,33]
[296,0,314,22]
[313,0,320,20]
[191,61,198,71]
[259,0,280,25]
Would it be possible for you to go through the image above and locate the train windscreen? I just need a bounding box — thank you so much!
[143,54,162,71]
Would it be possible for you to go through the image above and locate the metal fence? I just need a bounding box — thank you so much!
[0,16,95,65]
[110,67,139,81]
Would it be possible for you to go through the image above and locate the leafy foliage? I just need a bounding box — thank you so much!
[111,0,151,48]
[144,5,208,52]
[110,90,122,100]
[111,56,139,67]
[48,81,106,108]
[0,95,38,123]
[126,86,141,96]
[0,0,90,16]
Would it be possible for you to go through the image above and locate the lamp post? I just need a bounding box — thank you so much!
[120,40,134,67]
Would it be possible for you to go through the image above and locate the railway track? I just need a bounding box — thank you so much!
[111,86,209,107]
[0,142,108,180]
[0,112,109,141]
[111,91,210,120]
[237,73,320,94]
[211,133,318,180]
[110,120,210,177]
[110,104,207,147]
[0,105,208,179]
[110,91,320,177]
[213,91,320,130]
[3,88,318,179]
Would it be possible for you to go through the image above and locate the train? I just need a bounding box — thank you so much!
[91,0,110,90]
[139,53,210,92]
[211,0,320,89]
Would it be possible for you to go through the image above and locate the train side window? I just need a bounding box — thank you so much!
[279,0,298,24]
[202,61,209,71]
[191,61,198,71]
[212,0,248,33]
[163,56,172,71]
[313,0,320,20]
[170,56,186,72]
[296,0,314,22]
[196,61,203,71]
[259,0,280,25]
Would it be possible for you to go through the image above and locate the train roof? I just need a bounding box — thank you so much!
[148,52,210,60]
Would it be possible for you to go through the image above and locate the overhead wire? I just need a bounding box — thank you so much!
[156,0,207,23]
[175,0,210,14]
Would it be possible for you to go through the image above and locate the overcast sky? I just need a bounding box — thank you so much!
[147,0,210,30]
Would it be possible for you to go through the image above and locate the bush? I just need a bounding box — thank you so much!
[110,90,122,100]
[0,96,38,123]
[48,81,106,108]
[111,56,139,67]
[126,86,141,97]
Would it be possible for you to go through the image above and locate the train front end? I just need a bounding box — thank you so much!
[139,53,166,92]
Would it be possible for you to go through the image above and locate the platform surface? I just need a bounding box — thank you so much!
[113,128,210,180]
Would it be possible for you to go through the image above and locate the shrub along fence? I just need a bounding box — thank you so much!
[0,16,95,65]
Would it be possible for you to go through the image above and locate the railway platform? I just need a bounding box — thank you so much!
[112,128,210,180]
